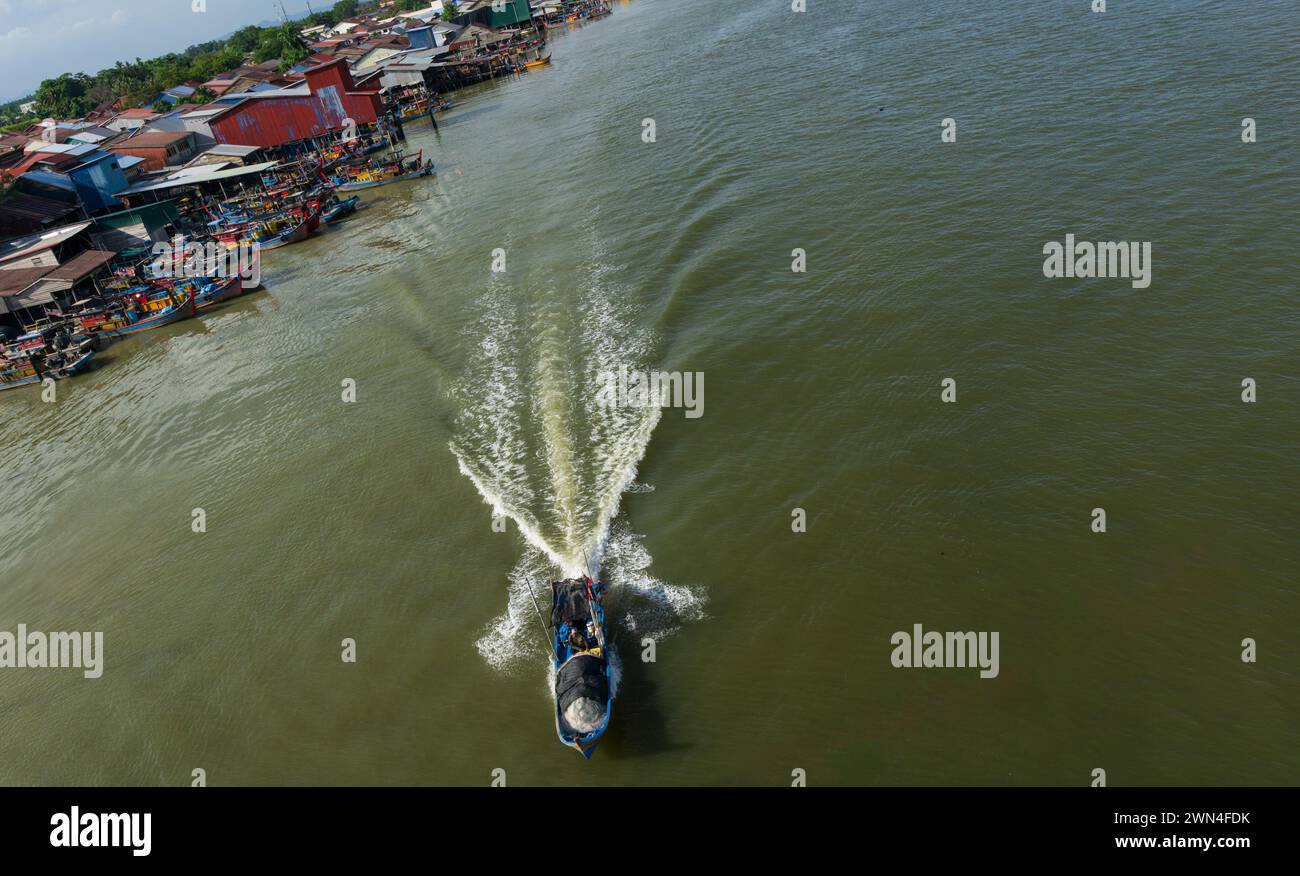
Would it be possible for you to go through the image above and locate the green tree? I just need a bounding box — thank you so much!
[190,46,244,81]
[332,0,359,20]
[33,74,93,119]
[307,10,339,27]
[254,23,307,67]
[227,25,263,54]
[179,86,216,106]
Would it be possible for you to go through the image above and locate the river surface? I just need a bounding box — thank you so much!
[1,0,1297,785]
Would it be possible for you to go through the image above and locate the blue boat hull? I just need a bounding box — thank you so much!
[77,293,196,340]
[194,276,244,310]
[333,166,433,191]
[0,348,95,392]
[322,196,360,223]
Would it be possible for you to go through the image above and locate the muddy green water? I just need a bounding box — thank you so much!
[1,0,1297,785]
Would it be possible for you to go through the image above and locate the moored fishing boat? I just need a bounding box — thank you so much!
[245,214,311,250]
[71,287,196,340]
[398,100,432,122]
[292,201,323,233]
[187,275,244,310]
[546,577,613,758]
[524,54,552,69]
[331,151,434,192]
[322,195,360,223]
[60,343,97,375]
[0,336,96,392]
[0,358,42,392]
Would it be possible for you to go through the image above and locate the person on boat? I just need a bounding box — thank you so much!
[568,626,590,652]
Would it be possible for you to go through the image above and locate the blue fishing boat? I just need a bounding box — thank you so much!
[246,214,311,250]
[547,577,613,758]
[332,163,433,192]
[60,345,97,375]
[189,276,244,310]
[330,151,434,192]
[72,288,196,340]
[322,195,360,223]
[0,343,96,392]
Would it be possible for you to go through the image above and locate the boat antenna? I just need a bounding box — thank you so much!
[523,579,552,655]
[578,548,607,652]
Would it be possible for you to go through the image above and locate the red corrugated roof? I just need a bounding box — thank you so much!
[9,151,79,176]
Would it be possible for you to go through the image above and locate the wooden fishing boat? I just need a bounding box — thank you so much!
[0,357,42,392]
[189,276,244,310]
[524,54,552,69]
[246,215,311,250]
[398,100,432,122]
[6,325,63,357]
[331,154,434,192]
[334,163,432,191]
[72,288,196,340]
[0,344,96,392]
[294,202,323,233]
[208,217,253,245]
[547,577,613,758]
[322,195,360,223]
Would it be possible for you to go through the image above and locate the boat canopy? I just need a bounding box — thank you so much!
[550,578,593,628]
[556,653,608,733]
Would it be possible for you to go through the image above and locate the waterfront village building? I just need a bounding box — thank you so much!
[0,221,116,326]
[0,144,137,236]
[198,59,385,151]
[201,61,293,98]
[104,108,160,133]
[106,130,199,173]
[457,0,535,28]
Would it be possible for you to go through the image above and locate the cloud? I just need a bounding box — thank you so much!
[1,0,306,101]
[0,25,32,44]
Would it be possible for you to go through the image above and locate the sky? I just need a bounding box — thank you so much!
[0,0,318,103]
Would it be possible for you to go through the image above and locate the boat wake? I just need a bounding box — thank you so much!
[449,241,706,690]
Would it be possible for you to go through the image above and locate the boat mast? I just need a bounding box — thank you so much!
[523,579,553,655]
[579,548,607,652]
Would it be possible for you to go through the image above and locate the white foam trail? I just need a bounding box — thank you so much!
[451,235,706,683]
